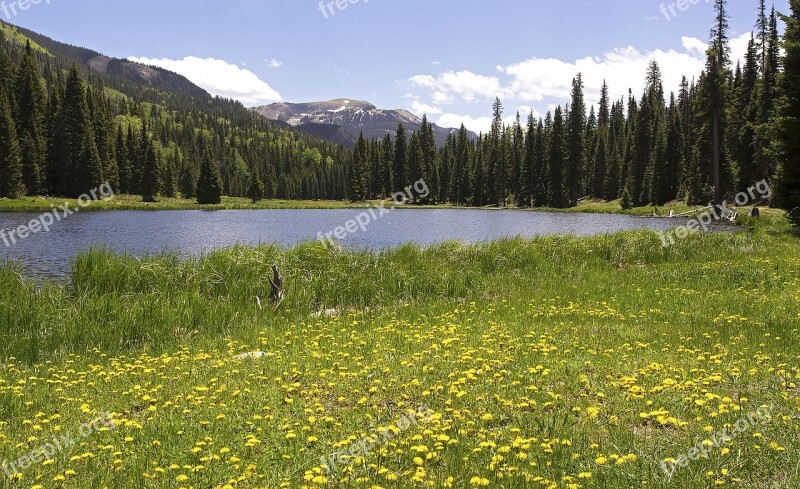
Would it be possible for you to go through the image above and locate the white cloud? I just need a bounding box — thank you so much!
[436,113,494,134]
[265,58,283,68]
[409,33,755,131]
[409,100,443,115]
[410,70,509,105]
[128,56,282,105]
[499,45,705,107]
[436,112,522,135]
[681,36,708,56]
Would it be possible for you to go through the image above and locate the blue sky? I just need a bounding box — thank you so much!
[3,0,790,132]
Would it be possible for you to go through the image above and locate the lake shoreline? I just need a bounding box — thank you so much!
[0,194,702,217]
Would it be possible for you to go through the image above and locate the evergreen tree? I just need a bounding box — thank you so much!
[393,123,407,192]
[0,91,23,198]
[512,112,525,204]
[754,7,782,182]
[548,106,567,208]
[649,122,671,205]
[520,113,536,207]
[59,65,104,196]
[452,125,472,205]
[708,0,732,204]
[13,41,46,195]
[566,74,586,206]
[247,164,265,203]
[775,0,800,227]
[140,140,161,202]
[196,146,223,205]
[348,132,369,201]
[488,98,507,206]
[533,119,547,206]
[44,75,63,195]
[420,117,438,203]
[734,35,759,189]
[381,133,394,196]
[471,137,485,207]
[593,129,608,199]
[407,132,423,202]
[163,153,178,198]
[115,126,130,193]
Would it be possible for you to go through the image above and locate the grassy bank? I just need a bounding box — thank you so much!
[0,193,719,215]
[0,221,798,488]
[0,195,366,211]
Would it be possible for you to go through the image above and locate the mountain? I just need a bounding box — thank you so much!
[252,99,474,147]
[2,21,208,98]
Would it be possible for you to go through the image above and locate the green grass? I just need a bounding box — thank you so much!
[0,193,760,217]
[0,218,798,488]
[0,195,368,211]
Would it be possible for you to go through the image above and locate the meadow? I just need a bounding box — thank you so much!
[0,213,797,488]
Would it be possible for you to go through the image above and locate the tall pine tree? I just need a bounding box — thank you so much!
[196,146,223,205]
[775,0,800,227]
[13,41,46,195]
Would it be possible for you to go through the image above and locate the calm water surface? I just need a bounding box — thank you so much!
[0,209,686,279]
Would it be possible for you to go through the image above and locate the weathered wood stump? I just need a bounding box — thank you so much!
[268,264,284,311]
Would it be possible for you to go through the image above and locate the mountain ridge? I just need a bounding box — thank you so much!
[252,99,475,147]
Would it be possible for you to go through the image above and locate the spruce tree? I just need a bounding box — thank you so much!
[381,133,394,196]
[59,65,103,196]
[0,91,23,199]
[566,75,586,206]
[13,41,46,195]
[593,129,608,199]
[775,0,800,228]
[163,153,178,198]
[520,113,536,207]
[140,140,161,202]
[196,146,223,205]
[734,35,759,189]
[649,122,671,205]
[548,106,567,208]
[347,132,368,201]
[471,137,485,207]
[512,112,525,204]
[451,125,471,205]
[247,164,265,203]
[420,117,438,203]
[533,119,547,207]
[393,123,407,192]
[407,132,423,202]
[115,126,130,193]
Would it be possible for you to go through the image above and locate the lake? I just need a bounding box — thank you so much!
[0,208,686,279]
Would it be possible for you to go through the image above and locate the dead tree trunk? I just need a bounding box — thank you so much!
[268,264,284,311]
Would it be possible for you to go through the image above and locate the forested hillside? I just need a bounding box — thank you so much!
[0,21,351,202]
